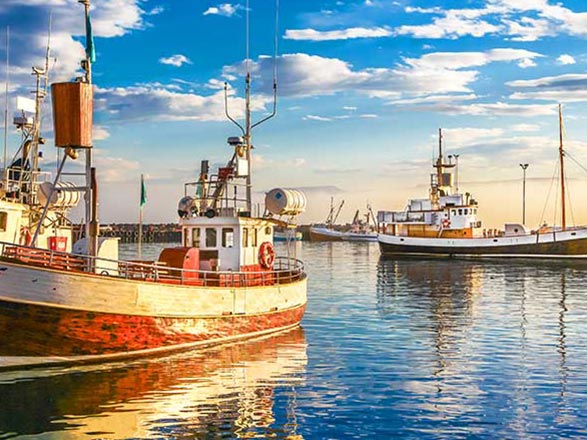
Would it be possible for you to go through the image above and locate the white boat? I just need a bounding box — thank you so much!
[378,117,587,258]
[309,198,345,241]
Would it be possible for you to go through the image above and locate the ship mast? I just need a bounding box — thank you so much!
[559,104,566,231]
[224,0,278,215]
[436,128,443,186]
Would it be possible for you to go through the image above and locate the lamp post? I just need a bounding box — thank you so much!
[520,163,529,224]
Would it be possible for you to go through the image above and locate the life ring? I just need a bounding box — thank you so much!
[442,219,451,229]
[19,226,32,246]
[258,241,275,270]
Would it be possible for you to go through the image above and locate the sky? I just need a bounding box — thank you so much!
[2,0,587,228]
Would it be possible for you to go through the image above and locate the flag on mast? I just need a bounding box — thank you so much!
[85,11,96,63]
[140,174,147,208]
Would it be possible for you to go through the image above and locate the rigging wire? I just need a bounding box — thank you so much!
[564,168,576,227]
[539,159,559,227]
[553,164,559,228]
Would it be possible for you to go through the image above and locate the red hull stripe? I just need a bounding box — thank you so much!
[0,299,306,356]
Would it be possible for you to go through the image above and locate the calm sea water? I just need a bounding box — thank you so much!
[2,242,587,439]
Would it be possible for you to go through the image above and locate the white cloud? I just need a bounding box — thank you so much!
[203,3,241,17]
[406,101,557,117]
[234,49,541,101]
[159,54,192,67]
[284,27,392,41]
[507,73,587,102]
[510,123,541,132]
[440,127,505,148]
[93,125,110,141]
[518,58,537,68]
[397,9,502,39]
[304,114,333,122]
[557,54,576,65]
[397,0,587,41]
[95,83,271,123]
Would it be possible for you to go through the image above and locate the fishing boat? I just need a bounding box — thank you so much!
[309,198,345,241]
[342,207,377,242]
[0,1,307,358]
[0,41,79,253]
[377,112,587,258]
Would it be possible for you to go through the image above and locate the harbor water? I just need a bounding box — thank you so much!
[1,241,587,439]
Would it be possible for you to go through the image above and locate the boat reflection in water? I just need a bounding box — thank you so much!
[375,258,582,435]
[0,328,307,439]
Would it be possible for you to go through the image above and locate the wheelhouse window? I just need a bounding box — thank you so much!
[191,228,201,248]
[205,228,217,248]
[222,228,234,248]
[242,227,249,247]
[252,228,258,247]
[0,212,6,232]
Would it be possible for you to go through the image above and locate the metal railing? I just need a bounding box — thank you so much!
[0,241,306,288]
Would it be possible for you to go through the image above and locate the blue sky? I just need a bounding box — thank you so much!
[2,0,587,226]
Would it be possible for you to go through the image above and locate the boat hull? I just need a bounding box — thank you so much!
[0,260,307,356]
[309,227,343,242]
[378,229,587,258]
[342,232,378,242]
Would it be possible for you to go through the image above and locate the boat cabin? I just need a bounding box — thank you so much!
[179,216,274,272]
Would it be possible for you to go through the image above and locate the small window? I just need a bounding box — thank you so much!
[464,209,468,215]
[458,209,463,215]
[206,228,217,248]
[451,209,456,216]
[222,228,234,248]
[0,212,7,232]
[252,228,258,247]
[243,227,249,247]
[191,228,200,248]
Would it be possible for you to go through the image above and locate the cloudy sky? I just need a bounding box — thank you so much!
[2,0,587,227]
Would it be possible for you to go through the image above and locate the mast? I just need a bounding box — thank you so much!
[437,128,443,185]
[3,26,8,184]
[224,0,278,216]
[559,104,566,231]
[244,0,251,212]
[79,0,97,258]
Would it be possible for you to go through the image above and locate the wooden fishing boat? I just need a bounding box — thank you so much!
[309,198,345,241]
[0,1,307,358]
[378,113,587,258]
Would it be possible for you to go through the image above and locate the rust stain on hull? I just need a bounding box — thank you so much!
[0,300,306,356]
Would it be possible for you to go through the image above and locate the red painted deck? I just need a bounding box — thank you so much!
[0,299,306,356]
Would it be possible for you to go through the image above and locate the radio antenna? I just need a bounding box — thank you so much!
[222,0,280,211]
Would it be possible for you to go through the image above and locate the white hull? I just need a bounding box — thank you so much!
[378,228,587,258]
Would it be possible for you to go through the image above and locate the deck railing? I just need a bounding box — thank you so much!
[0,241,306,288]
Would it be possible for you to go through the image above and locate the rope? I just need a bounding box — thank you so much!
[539,160,559,227]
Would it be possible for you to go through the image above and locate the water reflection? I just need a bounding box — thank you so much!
[375,257,587,438]
[0,328,307,439]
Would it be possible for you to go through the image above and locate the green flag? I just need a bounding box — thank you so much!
[140,175,147,208]
[85,12,96,63]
